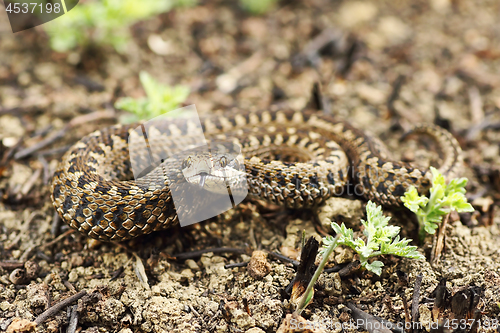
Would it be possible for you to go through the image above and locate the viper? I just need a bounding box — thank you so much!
[50,107,462,241]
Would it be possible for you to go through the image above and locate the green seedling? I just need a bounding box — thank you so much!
[323,201,424,276]
[401,167,474,242]
[44,0,195,53]
[115,71,190,123]
[295,201,423,314]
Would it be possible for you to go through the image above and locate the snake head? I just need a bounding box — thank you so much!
[179,142,246,194]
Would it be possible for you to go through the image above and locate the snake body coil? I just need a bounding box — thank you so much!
[51,108,462,241]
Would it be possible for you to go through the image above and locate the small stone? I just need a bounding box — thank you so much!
[419,303,433,329]
[68,270,79,283]
[482,145,499,160]
[24,261,39,280]
[60,261,68,270]
[356,83,387,105]
[247,250,271,280]
[338,1,378,28]
[317,198,363,231]
[147,34,174,56]
[200,255,213,268]
[10,250,21,260]
[430,0,451,13]
[321,272,342,296]
[70,254,84,267]
[334,247,354,265]
[118,329,133,333]
[2,137,18,148]
[27,283,49,310]
[0,301,12,311]
[443,76,464,96]
[180,269,194,281]
[33,63,57,81]
[0,116,25,140]
[17,72,31,86]
[6,318,36,333]
[184,259,200,271]
[279,246,300,261]
[225,302,255,329]
[66,52,81,65]
[339,311,350,323]
[9,269,25,285]
[377,16,412,45]
[216,73,239,94]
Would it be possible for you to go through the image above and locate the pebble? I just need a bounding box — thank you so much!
[148,34,174,56]
[356,83,387,105]
[377,16,412,45]
[338,1,378,27]
[247,250,271,280]
[0,301,12,311]
[184,259,200,271]
[430,0,451,13]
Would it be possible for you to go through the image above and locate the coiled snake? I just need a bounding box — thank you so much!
[51,108,462,241]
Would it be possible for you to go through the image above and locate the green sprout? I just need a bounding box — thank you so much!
[43,0,195,53]
[401,167,474,242]
[114,71,190,123]
[295,201,423,314]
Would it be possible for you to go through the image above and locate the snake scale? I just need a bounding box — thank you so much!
[51,108,462,241]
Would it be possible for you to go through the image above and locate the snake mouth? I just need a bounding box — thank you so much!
[199,172,208,188]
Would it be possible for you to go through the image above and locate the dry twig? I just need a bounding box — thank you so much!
[34,290,87,325]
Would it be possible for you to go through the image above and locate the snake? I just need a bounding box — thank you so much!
[50,107,462,241]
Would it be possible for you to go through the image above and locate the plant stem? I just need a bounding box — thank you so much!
[294,235,339,315]
[418,215,426,244]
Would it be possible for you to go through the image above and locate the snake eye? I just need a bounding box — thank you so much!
[182,156,192,169]
[220,156,228,168]
[233,160,241,170]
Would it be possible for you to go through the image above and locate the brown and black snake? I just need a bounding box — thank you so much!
[50,107,462,241]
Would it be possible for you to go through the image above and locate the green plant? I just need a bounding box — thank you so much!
[401,167,474,242]
[114,71,190,123]
[239,0,277,15]
[323,201,424,275]
[295,201,423,314]
[43,0,195,52]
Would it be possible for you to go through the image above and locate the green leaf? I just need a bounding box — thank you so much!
[430,166,445,187]
[401,186,428,213]
[114,71,190,122]
[115,97,147,113]
[364,261,384,276]
[430,184,445,202]
[329,201,424,276]
[446,177,468,195]
[403,167,475,241]
[141,71,160,100]
[43,0,194,53]
[423,218,439,234]
[330,222,342,235]
[240,0,277,14]
[454,201,474,213]
[359,245,374,259]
